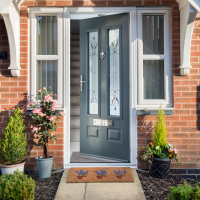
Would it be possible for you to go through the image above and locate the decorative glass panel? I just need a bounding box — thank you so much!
[143,60,164,99]
[37,16,57,55]
[109,29,120,116]
[143,15,164,55]
[36,60,57,100]
[88,32,98,114]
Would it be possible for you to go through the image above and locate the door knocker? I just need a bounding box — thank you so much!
[100,49,106,60]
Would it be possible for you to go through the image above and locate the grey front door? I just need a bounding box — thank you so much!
[80,13,130,162]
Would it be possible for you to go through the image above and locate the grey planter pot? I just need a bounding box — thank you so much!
[35,156,53,179]
[149,157,171,179]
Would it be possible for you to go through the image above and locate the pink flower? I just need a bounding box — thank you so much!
[54,94,57,98]
[32,108,42,114]
[43,87,46,91]
[52,101,57,107]
[38,112,45,117]
[49,116,55,121]
[59,111,64,116]
[45,95,53,102]
[29,102,34,107]
[32,127,38,133]
[37,89,42,93]
[52,107,56,111]
[174,149,178,154]
[170,148,174,152]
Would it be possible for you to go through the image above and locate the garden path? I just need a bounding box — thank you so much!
[54,168,145,200]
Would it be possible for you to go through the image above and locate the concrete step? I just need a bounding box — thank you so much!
[71,78,80,86]
[70,129,80,142]
[71,69,80,78]
[70,96,80,106]
[70,86,79,96]
[70,106,80,117]
[70,118,80,129]
[71,54,79,62]
[71,47,79,54]
[71,61,80,69]
[71,41,79,47]
[71,35,79,41]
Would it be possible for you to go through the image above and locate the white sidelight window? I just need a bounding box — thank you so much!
[30,10,63,107]
[137,9,172,108]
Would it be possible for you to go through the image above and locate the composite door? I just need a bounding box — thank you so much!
[80,13,130,162]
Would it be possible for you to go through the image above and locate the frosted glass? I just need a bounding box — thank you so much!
[36,60,57,100]
[37,16,57,55]
[109,29,120,116]
[143,15,164,55]
[88,32,98,114]
[143,60,164,99]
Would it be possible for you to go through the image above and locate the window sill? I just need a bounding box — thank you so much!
[136,107,174,115]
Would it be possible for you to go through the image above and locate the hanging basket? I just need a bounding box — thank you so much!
[149,157,171,179]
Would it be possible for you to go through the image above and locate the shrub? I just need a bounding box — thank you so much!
[0,170,35,200]
[153,105,167,150]
[0,107,28,165]
[169,182,200,200]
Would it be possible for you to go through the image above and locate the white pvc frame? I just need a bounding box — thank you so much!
[137,8,172,108]
[30,8,64,107]
[63,7,137,167]
[29,6,172,168]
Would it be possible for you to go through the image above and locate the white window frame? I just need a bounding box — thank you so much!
[137,9,172,108]
[30,9,64,107]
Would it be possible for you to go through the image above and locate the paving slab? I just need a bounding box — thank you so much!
[54,168,146,200]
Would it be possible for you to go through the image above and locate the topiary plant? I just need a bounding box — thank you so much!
[153,105,167,150]
[0,107,28,165]
[0,170,35,200]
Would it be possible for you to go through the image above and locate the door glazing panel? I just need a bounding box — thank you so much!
[108,28,120,116]
[88,31,99,115]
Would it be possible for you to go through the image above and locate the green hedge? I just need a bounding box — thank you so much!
[169,181,200,200]
[0,170,35,200]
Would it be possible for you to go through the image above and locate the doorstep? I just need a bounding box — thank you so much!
[54,168,146,200]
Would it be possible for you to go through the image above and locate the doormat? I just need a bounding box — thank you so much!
[67,167,134,183]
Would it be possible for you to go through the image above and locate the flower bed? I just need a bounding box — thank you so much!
[137,170,199,200]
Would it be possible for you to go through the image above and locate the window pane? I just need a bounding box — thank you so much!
[89,31,98,115]
[109,29,120,116]
[143,60,164,99]
[37,16,57,55]
[36,60,57,100]
[143,15,164,54]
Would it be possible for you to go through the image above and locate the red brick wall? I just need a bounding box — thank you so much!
[138,16,200,170]
[0,15,64,172]
[3,0,200,172]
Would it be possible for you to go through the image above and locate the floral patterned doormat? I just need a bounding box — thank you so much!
[67,167,134,183]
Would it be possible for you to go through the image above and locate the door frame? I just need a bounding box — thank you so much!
[64,7,138,167]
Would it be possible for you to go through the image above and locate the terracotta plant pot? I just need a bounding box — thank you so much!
[1,161,25,175]
[97,176,106,179]
[116,175,125,179]
[77,176,87,179]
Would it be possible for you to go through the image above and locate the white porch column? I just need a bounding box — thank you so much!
[1,2,21,77]
[176,0,199,75]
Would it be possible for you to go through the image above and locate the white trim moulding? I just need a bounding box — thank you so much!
[1,2,20,77]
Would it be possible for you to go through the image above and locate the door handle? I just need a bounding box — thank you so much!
[80,75,86,92]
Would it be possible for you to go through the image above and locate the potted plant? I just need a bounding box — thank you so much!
[29,87,64,179]
[93,168,108,179]
[113,169,127,179]
[138,106,180,179]
[74,169,89,179]
[0,107,28,174]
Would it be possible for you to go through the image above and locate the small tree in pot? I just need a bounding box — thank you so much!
[138,106,180,179]
[29,87,64,178]
[0,107,28,174]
